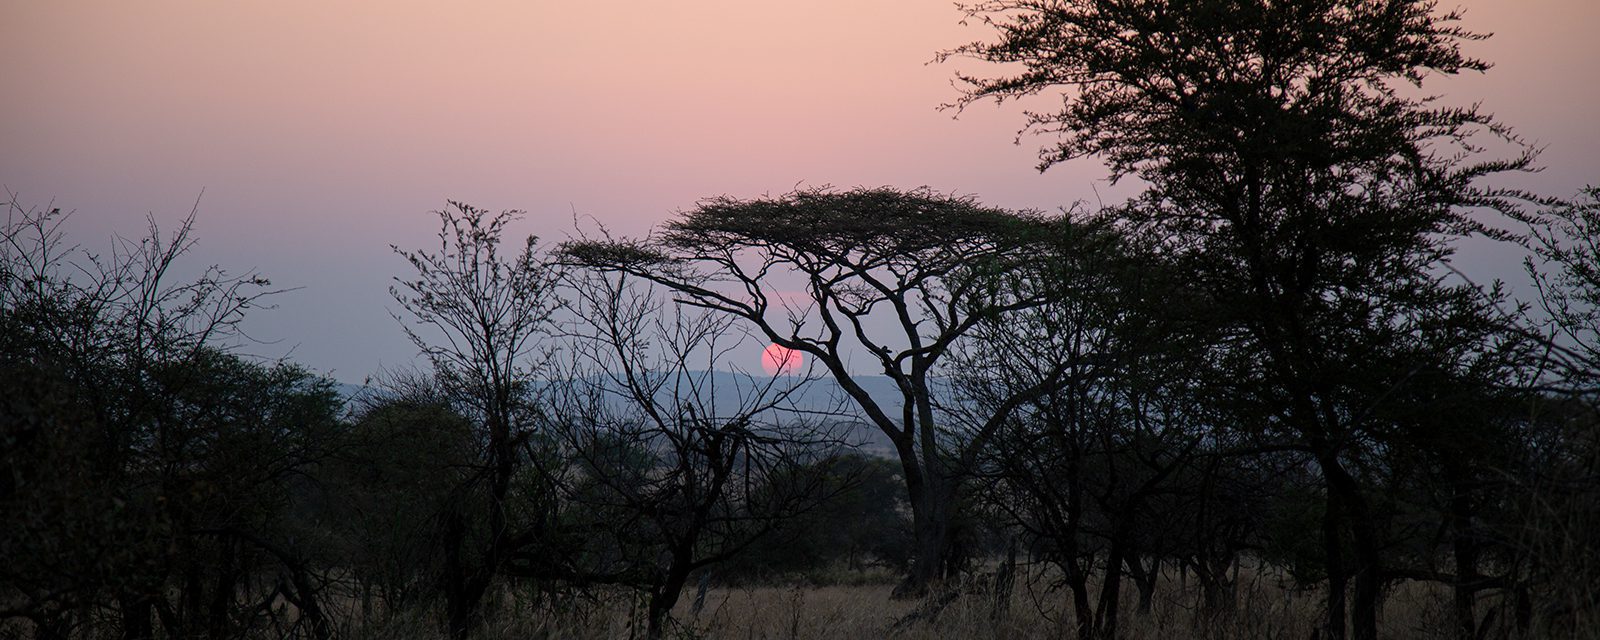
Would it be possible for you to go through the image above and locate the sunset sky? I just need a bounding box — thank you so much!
[4,1,1597,380]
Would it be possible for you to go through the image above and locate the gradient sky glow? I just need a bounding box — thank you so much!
[4,1,1597,380]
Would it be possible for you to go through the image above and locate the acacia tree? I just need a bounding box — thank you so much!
[561,186,1070,596]
[390,201,561,639]
[945,3,1535,638]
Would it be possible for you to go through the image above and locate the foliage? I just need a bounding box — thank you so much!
[716,454,913,580]
[1526,186,1600,394]
[0,194,343,638]
[945,2,1546,639]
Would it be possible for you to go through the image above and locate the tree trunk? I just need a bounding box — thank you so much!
[1095,542,1125,640]
[1062,557,1095,640]
[893,474,955,599]
[208,538,239,640]
[1059,458,1094,640]
[647,558,694,640]
[1311,442,1383,640]
[1126,556,1157,616]
[1194,553,1237,622]
[443,508,491,640]
[446,578,489,640]
[897,508,952,598]
[443,409,519,640]
[285,565,333,640]
[1350,529,1381,640]
[118,594,154,640]
[1322,487,1348,640]
[181,556,204,636]
[1055,502,1094,640]
[1322,454,1379,640]
[1449,484,1480,640]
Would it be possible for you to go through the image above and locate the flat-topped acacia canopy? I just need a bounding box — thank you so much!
[559,187,1066,293]
[657,186,1050,260]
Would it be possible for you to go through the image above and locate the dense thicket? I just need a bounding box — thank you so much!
[0,200,343,639]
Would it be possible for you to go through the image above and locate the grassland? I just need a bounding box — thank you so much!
[336,563,1598,640]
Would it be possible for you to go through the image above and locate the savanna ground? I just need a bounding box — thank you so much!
[335,563,1597,640]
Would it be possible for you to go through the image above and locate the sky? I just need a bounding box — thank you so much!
[3,1,1597,382]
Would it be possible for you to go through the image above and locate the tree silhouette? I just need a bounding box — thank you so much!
[389,201,562,639]
[561,186,1075,597]
[946,2,1538,638]
[538,269,843,639]
[0,195,342,639]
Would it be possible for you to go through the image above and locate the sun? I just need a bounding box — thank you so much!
[760,343,803,376]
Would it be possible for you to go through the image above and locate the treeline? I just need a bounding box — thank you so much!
[0,200,912,640]
[5,2,1600,640]
[4,187,1597,640]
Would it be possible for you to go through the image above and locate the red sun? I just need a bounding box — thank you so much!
[760,343,803,375]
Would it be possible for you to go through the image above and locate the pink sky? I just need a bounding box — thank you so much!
[3,1,1597,379]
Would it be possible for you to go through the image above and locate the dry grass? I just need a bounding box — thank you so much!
[337,563,1600,639]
